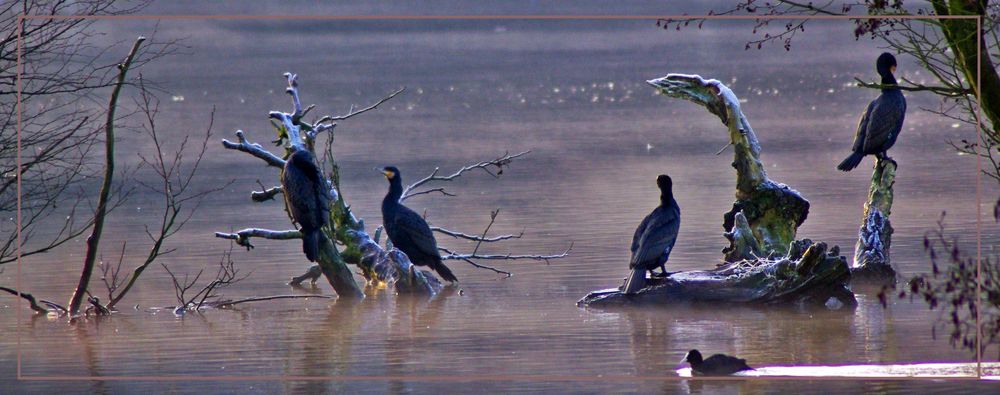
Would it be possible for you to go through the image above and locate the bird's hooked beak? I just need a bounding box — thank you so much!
[378,167,395,179]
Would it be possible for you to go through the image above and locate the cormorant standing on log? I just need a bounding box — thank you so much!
[682,349,753,376]
[622,174,680,294]
[837,52,907,171]
[381,166,458,283]
[281,146,330,262]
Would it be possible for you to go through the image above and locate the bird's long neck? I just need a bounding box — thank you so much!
[880,71,897,87]
[383,178,404,210]
[660,190,674,207]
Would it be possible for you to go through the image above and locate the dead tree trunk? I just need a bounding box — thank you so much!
[579,74,853,309]
[850,157,897,285]
[216,75,440,297]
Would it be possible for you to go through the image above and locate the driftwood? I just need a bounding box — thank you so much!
[216,74,441,297]
[579,237,854,308]
[850,157,897,285]
[578,74,854,309]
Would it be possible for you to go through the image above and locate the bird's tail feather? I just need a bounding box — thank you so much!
[302,230,320,262]
[622,268,646,294]
[837,152,864,171]
[431,260,458,283]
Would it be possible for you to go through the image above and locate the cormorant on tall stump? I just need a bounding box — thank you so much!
[838,52,907,172]
[281,146,330,262]
[381,166,458,283]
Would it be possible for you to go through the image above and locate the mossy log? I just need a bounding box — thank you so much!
[578,74,853,308]
[849,157,897,285]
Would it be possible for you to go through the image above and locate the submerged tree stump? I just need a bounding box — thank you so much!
[849,157,897,285]
[579,74,853,309]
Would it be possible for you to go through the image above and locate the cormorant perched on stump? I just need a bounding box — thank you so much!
[381,166,458,283]
[837,52,907,171]
[682,349,753,376]
[622,174,680,294]
[281,146,330,262]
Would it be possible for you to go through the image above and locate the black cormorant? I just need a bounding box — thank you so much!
[622,174,681,294]
[837,52,907,171]
[682,349,753,376]
[381,166,458,283]
[281,146,330,262]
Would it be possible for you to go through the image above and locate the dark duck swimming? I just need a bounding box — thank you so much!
[837,52,907,171]
[381,166,458,283]
[682,349,753,376]
[622,174,680,294]
[281,146,331,262]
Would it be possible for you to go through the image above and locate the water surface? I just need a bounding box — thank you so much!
[2,12,994,394]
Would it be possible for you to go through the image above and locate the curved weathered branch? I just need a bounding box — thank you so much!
[850,157,897,284]
[648,74,809,257]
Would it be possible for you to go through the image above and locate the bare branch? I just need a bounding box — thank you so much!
[251,184,283,202]
[289,264,323,286]
[432,226,524,243]
[212,294,334,308]
[315,87,405,124]
[0,286,50,314]
[444,254,512,277]
[854,77,972,97]
[214,228,302,250]
[439,242,574,264]
[402,151,530,200]
[220,130,285,169]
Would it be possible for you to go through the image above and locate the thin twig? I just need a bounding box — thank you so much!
[439,242,574,264]
[315,87,406,124]
[402,151,530,200]
[212,294,334,308]
[431,226,524,243]
[854,77,972,97]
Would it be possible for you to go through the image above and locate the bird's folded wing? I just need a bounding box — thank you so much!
[851,100,876,152]
[630,214,652,259]
[630,211,679,267]
[863,97,905,153]
[393,210,439,255]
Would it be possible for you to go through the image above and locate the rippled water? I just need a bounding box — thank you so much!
[2,11,996,394]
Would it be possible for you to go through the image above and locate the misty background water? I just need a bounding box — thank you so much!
[2,4,997,394]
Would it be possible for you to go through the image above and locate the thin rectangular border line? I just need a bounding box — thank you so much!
[15,12,986,383]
